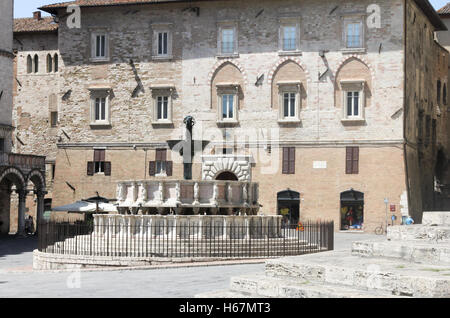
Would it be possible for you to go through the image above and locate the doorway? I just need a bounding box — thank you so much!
[277,190,300,226]
[340,189,364,231]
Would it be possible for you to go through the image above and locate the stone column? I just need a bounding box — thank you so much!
[17,189,28,236]
[35,189,46,234]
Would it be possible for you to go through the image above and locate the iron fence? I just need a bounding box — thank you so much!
[38,220,334,259]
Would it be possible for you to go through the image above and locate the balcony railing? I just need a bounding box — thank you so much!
[0,152,46,172]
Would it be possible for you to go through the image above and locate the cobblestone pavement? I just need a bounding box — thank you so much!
[0,232,379,298]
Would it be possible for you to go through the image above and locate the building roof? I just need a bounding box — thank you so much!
[14,17,58,33]
[438,2,450,15]
[39,0,446,30]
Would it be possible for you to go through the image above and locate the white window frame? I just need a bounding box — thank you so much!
[217,22,238,57]
[151,85,174,124]
[152,23,173,60]
[277,82,301,123]
[89,89,111,126]
[90,30,110,62]
[216,84,239,124]
[342,17,365,51]
[341,80,366,122]
[278,17,301,55]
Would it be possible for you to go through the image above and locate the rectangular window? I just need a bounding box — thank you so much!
[150,149,173,177]
[95,34,106,58]
[346,23,362,48]
[282,147,295,174]
[221,29,235,54]
[88,150,111,176]
[95,97,107,121]
[50,111,58,127]
[346,91,360,117]
[222,94,234,119]
[51,163,55,181]
[94,149,105,174]
[157,96,169,120]
[0,138,4,152]
[283,26,297,51]
[346,147,359,174]
[283,92,296,118]
[157,32,169,56]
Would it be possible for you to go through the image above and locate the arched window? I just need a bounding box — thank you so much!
[26,55,32,74]
[33,54,39,73]
[54,53,58,72]
[46,54,52,73]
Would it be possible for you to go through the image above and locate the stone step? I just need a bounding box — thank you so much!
[264,250,450,297]
[352,240,450,265]
[227,274,406,298]
[422,212,450,226]
[387,225,450,241]
[196,290,256,298]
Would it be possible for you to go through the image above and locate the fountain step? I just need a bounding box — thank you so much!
[352,240,450,265]
[264,250,450,297]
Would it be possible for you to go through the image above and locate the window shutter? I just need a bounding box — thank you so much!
[156,149,167,161]
[87,162,94,176]
[346,147,353,174]
[352,147,359,174]
[282,148,289,174]
[149,161,156,176]
[289,147,295,174]
[104,162,112,176]
[166,161,173,177]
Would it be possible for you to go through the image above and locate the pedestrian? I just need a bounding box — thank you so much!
[405,216,414,225]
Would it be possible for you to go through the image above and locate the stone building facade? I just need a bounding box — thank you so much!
[34,0,449,232]
[0,0,47,235]
[11,13,60,225]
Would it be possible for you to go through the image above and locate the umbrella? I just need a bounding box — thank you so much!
[52,201,118,213]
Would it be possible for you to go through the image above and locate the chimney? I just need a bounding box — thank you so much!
[33,11,42,20]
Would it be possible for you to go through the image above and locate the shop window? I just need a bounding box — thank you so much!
[278,190,300,226]
[340,190,364,231]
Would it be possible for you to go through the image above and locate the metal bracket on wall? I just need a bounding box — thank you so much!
[65,181,76,192]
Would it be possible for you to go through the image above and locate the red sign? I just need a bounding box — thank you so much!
[390,205,396,212]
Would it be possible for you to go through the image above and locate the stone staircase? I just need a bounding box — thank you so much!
[197,212,450,298]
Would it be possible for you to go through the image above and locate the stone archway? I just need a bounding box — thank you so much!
[0,167,26,235]
[202,155,252,181]
[26,169,47,233]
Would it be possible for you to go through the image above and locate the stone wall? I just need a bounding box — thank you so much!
[404,0,450,222]
[0,0,13,128]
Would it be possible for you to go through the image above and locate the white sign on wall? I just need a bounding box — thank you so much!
[313,161,327,169]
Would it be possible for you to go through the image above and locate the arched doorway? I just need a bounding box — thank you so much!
[277,190,300,226]
[215,171,239,181]
[340,189,364,231]
[0,168,26,235]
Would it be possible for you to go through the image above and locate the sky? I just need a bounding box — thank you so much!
[12,0,450,18]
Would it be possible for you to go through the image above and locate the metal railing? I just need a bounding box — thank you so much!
[38,220,334,259]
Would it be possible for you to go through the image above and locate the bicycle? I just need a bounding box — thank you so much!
[374,224,385,235]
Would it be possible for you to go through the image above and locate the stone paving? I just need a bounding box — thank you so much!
[0,232,378,298]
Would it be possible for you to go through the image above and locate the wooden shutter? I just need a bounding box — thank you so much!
[166,161,173,177]
[94,149,105,162]
[352,147,359,174]
[104,162,112,176]
[346,147,353,174]
[282,148,289,174]
[289,147,296,174]
[87,162,94,176]
[149,161,156,176]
